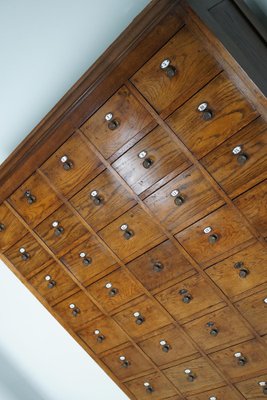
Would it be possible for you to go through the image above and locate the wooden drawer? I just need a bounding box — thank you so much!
[187,386,241,400]
[209,339,267,381]
[8,172,62,228]
[78,316,128,354]
[4,233,52,278]
[53,290,101,331]
[163,356,225,396]
[100,344,154,381]
[0,204,28,252]
[155,274,224,324]
[40,132,103,198]
[144,166,224,233]
[81,85,153,159]
[112,125,191,196]
[114,295,171,340]
[125,371,177,400]
[60,236,117,287]
[234,180,267,238]
[138,325,198,367]
[70,169,136,232]
[131,26,221,115]
[167,72,257,159]
[29,262,78,306]
[201,118,267,199]
[183,306,253,353]
[87,268,143,313]
[175,206,253,266]
[206,241,267,300]
[98,205,166,263]
[35,204,89,256]
[127,240,194,293]
[236,374,267,399]
[235,287,267,336]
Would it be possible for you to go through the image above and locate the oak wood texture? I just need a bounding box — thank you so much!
[234,180,267,238]
[235,374,267,399]
[187,386,241,400]
[131,25,222,116]
[163,356,226,396]
[155,273,224,324]
[70,168,136,232]
[201,117,267,199]
[0,203,28,252]
[126,239,195,293]
[206,241,267,301]
[98,205,166,263]
[144,166,224,233]
[81,85,154,159]
[112,125,191,195]
[8,172,63,228]
[166,72,258,159]
[60,235,118,287]
[100,344,154,381]
[40,132,104,198]
[175,205,254,266]
[138,325,198,367]
[4,233,52,278]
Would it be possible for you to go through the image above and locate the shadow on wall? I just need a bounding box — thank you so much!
[0,347,50,400]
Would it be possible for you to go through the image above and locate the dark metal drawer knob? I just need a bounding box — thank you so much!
[79,252,92,266]
[144,382,154,393]
[120,224,134,240]
[105,282,119,297]
[182,294,192,304]
[198,102,213,120]
[184,369,196,382]
[97,334,105,343]
[258,382,267,394]
[105,112,120,130]
[234,261,249,278]
[170,189,185,206]
[153,261,164,272]
[119,356,130,368]
[134,311,145,325]
[232,146,249,165]
[19,247,30,261]
[90,190,103,206]
[61,155,73,170]
[24,190,36,204]
[210,328,219,336]
[208,234,219,244]
[69,303,80,317]
[160,340,171,353]
[234,352,247,366]
[263,388,267,395]
[52,221,64,237]
[138,150,153,169]
[0,223,5,232]
[45,275,56,289]
[160,59,176,78]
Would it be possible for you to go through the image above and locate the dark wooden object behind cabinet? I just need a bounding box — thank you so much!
[0,1,267,399]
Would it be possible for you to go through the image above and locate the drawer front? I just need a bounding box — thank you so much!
[112,125,191,196]
[209,339,267,381]
[187,386,241,400]
[234,180,267,238]
[0,204,28,252]
[87,268,143,313]
[175,206,253,266]
[98,205,166,263]
[206,241,267,300]
[29,262,78,306]
[183,306,253,353]
[139,325,198,367]
[114,296,171,340]
[235,287,267,336]
[201,118,267,199]
[70,169,136,232]
[35,204,90,256]
[156,274,224,324]
[8,172,62,228]
[100,344,154,381]
[127,240,194,292]
[236,374,267,399]
[60,236,117,287]
[53,290,101,331]
[144,166,224,233]
[131,26,221,114]
[78,316,128,354]
[81,85,153,159]
[163,357,225,396]
[125,372,177,400]
[40,132,103,198]
[4,233,52,278]
[167,72,257,159]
